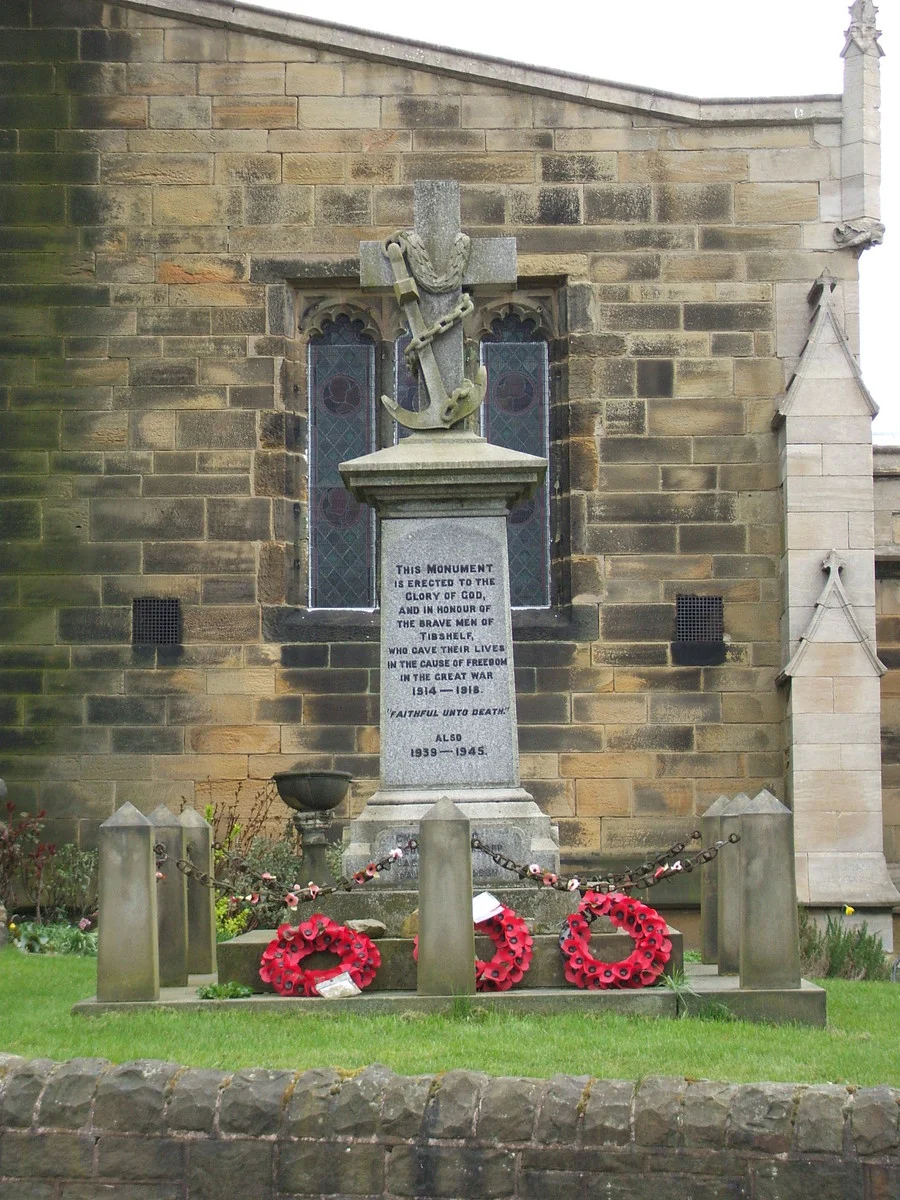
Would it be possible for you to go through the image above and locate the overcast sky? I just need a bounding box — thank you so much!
[235,0,897,435]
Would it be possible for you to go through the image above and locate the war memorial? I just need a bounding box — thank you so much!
[0,0,898,945]
[2,3,900,1196]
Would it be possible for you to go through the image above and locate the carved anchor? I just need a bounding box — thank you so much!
[380,233,486,431]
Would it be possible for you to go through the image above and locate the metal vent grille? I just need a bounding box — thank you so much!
[675,595,723,643]
[132,597,181,646]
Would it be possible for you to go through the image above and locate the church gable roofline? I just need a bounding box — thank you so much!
[123,0,842,127]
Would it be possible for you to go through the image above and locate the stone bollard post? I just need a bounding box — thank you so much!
[149,805,189,988]
[739,789,801,990]
[180,808,217,976]
[717,793,753,975]
[700,794,732,965]
[97,803,159,1002]
[417,797,475,997]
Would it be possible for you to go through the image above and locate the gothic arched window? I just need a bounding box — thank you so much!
[308,313,376,609]
[481,312,551,608]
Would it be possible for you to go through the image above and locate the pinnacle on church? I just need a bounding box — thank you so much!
[843,0,883,58]
[850,0,878,22]
[808,269,837,303]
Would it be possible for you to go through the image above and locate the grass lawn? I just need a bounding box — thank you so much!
[0,948,897,1085]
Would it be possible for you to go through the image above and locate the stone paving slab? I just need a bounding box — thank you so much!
[678,963,827,1026]
[72,965,826,1024]
[73,983,677,1017]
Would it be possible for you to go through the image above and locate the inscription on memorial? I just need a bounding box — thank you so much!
[381,517,517,789]
[373,827,529,883]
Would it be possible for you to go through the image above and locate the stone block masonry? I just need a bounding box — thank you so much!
[0,1055,897,1198]
[0,0,866,873]
[874,447,900,887]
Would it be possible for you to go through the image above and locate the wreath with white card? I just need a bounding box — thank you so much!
[259,915,381,997]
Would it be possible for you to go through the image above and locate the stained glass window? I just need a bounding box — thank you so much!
[481,314,551,608]
[393,332,420,442]
[308,315,376,609]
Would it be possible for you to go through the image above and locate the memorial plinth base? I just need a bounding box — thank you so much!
[217,924,685,992]
[246,884,577,938]
[342,788,560,883]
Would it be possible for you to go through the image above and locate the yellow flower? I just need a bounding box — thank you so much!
[843,905,855,916]
[8,923,17,933]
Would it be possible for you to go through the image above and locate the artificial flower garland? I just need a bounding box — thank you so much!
[413,904,533,992]
[259,914,381,997]
[560,891,671,990]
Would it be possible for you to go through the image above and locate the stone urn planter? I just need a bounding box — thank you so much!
[271,770,352,886]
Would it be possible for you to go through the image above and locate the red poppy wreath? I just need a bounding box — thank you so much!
[560,891,671,990]
[259,915,381,997]
[413,905,533,992]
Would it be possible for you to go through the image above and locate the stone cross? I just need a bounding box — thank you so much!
[359,179,516,429]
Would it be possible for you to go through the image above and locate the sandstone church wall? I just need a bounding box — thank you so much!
[874,448,900,873]
[0,0,856,869]
[1,1055,898,1198]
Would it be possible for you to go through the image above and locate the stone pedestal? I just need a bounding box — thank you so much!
[717,793,753,975]
[739,790,801,990]
[700,794,731,965]
[340,431,558,881]
[97,803,159,1003]
[293,811,336,887]
[416,797,476,996]
[149,804,188,988]
[180,807,216,976]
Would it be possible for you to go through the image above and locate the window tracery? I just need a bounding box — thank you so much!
[302,291,560,613]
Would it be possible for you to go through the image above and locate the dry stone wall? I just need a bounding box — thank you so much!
[0,1055,898,1198]
[0,0,859,868]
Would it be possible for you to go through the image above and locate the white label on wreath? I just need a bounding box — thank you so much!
[314,972,362,999]
[472,892,503,924]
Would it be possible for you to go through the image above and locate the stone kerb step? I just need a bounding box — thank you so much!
[217,926,684,993]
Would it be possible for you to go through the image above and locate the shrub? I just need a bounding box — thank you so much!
[799,907,889,980]
[221,834,303,930]
[0,802,54,915]
[200,781,282,860]
[11,922,51,954]
[44,844,98,922]
[11,920,98,957]
[199,784,311,933]
[215,895,250,943]
[325,840,345,881]
[197,981,253,1000]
